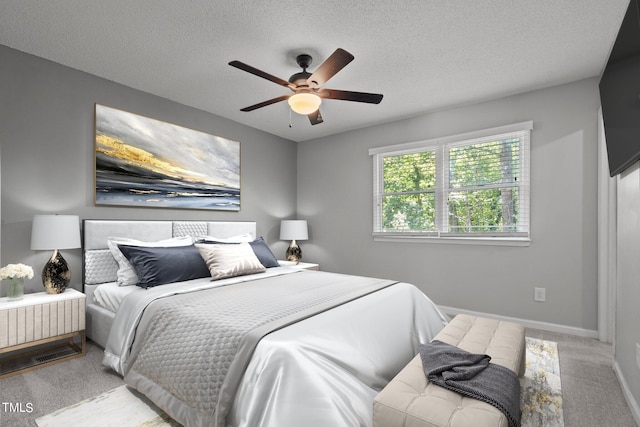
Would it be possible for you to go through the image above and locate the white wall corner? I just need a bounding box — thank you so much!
[597,106,617,343]
[614,361,640,426]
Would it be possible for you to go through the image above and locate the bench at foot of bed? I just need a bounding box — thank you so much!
[373,314,526,427]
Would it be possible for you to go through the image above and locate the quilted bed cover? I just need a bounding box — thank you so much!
[103,270,447,427]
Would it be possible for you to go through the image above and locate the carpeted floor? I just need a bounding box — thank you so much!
[1,330,637,426]
[525,328,637,427]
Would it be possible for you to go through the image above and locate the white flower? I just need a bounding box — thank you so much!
[0,263,34,280]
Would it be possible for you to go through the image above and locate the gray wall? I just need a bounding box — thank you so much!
[297,78,600,332]
[0,42,605,333]
[616,161,640,415]
[0,45,297,294]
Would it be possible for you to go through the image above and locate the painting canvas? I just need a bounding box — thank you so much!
[95,104,240,211]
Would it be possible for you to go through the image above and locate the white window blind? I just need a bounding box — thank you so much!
[370,121,531,242]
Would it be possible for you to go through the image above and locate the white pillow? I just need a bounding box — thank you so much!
[195,243,266,280]
[197,233,254,243]
[107,235,193,286]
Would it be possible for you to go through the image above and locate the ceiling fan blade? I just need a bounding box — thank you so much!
[308,109,324,125]
[318,89,383,104]
[307,48,354,87]
[229,60,293,89]
[240,95,291,112]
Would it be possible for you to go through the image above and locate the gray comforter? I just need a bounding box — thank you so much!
[123,271,397,427]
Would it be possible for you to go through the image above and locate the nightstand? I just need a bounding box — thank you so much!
[0,288,86,379]
[278,260,320,271]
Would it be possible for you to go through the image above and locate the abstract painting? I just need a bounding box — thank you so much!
[95,104,240,211]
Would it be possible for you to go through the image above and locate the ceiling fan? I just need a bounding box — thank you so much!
[229,48,383,125]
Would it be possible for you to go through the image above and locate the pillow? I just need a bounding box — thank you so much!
[117,244,210,288]
[197,233,254,243]
[107,235,193,286]
[195,243,266,280]
[196,236,279,268]
[248,237,279,268]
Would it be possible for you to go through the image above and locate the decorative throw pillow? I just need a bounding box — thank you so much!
[117,244,210,288]
[248,237,279,268]
[107,235,193,286]
[196,236,279,268]
[195,243,266,280]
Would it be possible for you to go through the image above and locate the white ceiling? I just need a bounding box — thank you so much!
[0,0,630,142]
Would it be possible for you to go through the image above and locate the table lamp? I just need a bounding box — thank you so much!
[280,220,308,264]
[30,214,81,294]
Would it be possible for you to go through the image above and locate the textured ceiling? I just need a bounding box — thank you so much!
[0,0,630,142]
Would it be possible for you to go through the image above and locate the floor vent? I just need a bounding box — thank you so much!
[33,347,76,364]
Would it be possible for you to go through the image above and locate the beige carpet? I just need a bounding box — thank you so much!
[36,337,562,427]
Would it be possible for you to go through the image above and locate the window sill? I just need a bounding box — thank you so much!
[372,234,531,247]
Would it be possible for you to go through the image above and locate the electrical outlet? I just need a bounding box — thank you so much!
[636,343,640,370]
[534,287,546,302]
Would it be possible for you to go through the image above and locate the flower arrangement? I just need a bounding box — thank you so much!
[1,263,34,301]
[0,263,34,280]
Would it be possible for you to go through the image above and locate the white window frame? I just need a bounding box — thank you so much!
[370,121,532,246]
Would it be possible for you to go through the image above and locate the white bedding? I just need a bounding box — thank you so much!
[92,282,136,312]
[103,266,305,374]
[92,265,310,313]
[102,270,447,427]
[229,281,447,427]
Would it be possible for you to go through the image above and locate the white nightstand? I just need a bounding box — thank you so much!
[0,288,86,378]
[278,260,320,271]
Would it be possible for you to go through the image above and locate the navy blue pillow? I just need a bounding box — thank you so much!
[118,244,211,288]
[195,236,280,268]
[248,237,279,268]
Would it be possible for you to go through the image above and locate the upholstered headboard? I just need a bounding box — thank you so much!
[82,220,257,287]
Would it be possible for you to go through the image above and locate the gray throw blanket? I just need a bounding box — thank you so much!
[420,340,520,427]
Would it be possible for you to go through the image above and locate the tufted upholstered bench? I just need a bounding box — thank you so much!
[373,314,525,427]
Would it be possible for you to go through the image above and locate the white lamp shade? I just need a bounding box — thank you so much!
[288,93,322,115]
[31,215,81,250]
[280,220,308,241]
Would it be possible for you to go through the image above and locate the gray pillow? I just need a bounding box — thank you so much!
[118,244,210,288]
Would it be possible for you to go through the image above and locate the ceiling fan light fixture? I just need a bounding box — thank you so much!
[288,93,322,115]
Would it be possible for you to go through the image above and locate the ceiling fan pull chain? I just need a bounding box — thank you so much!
[289,108,293,128]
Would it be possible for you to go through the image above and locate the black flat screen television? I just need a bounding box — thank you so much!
[599,0,640,177]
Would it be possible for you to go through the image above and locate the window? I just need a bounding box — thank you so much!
[370,121,531,243]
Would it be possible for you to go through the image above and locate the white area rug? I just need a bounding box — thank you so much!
[37,337,563,426]
[35,385,180,427]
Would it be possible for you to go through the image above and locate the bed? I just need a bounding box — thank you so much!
[83,219,448,427]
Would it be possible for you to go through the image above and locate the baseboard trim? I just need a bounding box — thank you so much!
[437,305,599,339]
[614,360,640,426]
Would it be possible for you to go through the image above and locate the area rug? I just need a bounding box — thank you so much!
[37,337,563,427]
[521,337,564,426]
[35,385,180,427]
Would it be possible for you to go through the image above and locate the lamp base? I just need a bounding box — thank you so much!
[286,240,302,264]
[42,250,71,294]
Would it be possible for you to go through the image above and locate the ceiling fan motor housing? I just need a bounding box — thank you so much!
[289,71,313,87]
[289,54,314,87]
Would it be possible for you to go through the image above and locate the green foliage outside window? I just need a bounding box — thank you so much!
[380,138,521,234]
[382,151,436,231]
